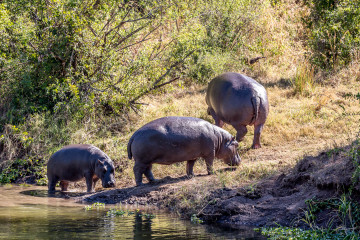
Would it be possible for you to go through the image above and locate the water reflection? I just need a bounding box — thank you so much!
[0,185,266,240]
[133,213,152,239]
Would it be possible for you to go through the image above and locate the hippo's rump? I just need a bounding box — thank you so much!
[206,72,268,125]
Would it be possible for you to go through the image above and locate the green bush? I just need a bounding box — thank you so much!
[0,0,199,126]
[0,157,45,184]
[305,0,360,70]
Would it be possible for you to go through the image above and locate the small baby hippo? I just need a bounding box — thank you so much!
[47,144,116,193]
[127,116,241,186]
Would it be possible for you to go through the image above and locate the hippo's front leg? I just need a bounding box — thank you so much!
[252,123,264,149]
[92,176,99,189]
[186,160,196,177]
[60,181,69,191]
[204,156,215,175]
[85,172,95,192]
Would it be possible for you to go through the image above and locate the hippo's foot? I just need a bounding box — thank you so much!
[148,179,158,185]
[136,182,144,187]
[48,190,56,195]
[186,174,195,179]
[251,143,261,149]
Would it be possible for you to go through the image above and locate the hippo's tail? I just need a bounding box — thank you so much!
[250,96,260,125]
[127,135,134,159]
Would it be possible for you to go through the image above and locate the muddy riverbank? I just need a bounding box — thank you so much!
[74,142,360,229]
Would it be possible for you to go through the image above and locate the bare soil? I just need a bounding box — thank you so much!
[73,142,360,229]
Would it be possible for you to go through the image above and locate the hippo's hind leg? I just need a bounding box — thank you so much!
[48,175,59,193]
[208,107,224,128]
[133,161,148,186]
[144,164,156,183]
[186,160,196,177]
[252,123,264,149]
[60,181,69,192]
[92,176,99,190]
[234,124,248,142]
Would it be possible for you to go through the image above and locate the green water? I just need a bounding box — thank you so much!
[0,185,265,239]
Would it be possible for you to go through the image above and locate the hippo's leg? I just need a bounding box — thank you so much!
[144,165,156,183]
[133,161,147,186]
[48,175,59,193]
[234,124,248,142]
[204,156,214,175]
[208,107,224,128]
[252,123,264,149]
[60,181,69,192]
[92,177,99,190]
[186,160,196,177]
[85,173,95,193]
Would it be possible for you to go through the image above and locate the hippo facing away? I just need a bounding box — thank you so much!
[47,144,116,193]
[206,72,269,149]
[127,116,241,186]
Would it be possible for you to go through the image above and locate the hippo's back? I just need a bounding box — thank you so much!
[127,117,216,162]
[130,117,213,143]
[206,72,269,125]
[47,144,104,171]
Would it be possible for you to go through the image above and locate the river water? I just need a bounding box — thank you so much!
[0,185,266,239]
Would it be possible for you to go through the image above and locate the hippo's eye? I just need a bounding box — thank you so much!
[103,169,107,174]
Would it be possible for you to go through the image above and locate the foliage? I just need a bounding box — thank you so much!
[0,156,45,184]
[0,0,293,128]
[259,226,360,239]
[190,214,203,224]
[292,63,316,96]
[0,0,198,126]
[84,202,105,210]
[0,124,34,161]
[305,0,360,70]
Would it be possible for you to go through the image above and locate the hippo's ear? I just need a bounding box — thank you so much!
[96,159,104,166]
[230,136,238,147]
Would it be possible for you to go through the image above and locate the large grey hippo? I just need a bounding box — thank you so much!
[47,144,116,193]
[205,72,269,149]
[127,116,241,186]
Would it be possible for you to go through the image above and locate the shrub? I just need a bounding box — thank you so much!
[305,0,360,70]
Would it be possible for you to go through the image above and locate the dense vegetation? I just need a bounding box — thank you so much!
[1,0,360,238]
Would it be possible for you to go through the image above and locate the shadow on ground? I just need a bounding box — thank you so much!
[78,174,209,205]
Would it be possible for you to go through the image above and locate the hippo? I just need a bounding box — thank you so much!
[127,116,241,186]
[205,72,269,149]
[47,144,116,193]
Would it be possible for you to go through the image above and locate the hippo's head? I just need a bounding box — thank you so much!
[95,158,116,188]
[217,137,241,166]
